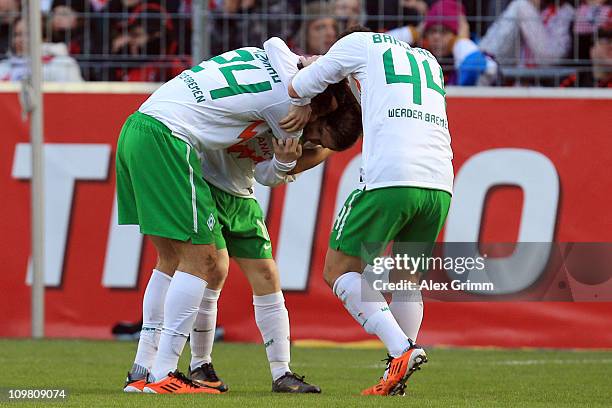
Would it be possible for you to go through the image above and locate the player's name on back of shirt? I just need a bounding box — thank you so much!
[249,49,282,85]
[178,71,206,103]
[371,33,436,60]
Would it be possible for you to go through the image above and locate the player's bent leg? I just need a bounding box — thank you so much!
[150,235,179,276]
[380,188,450,385]
[323,247,426,396]
[235,257,281,296]
[327,188,436,395]
[170,240,218,282]
[124,236,177,392]
[235,257,320,393]
[323,248,363,289]
[388,271,423,343]
[324,248,410,356]
[189,249,229,393]
[146,240,220,392]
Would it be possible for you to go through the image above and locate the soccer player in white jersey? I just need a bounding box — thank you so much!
[186,76,361,394]
[285,27,454,396]
[117,45,315,394]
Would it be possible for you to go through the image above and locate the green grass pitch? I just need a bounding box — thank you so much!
[0,339,610,407]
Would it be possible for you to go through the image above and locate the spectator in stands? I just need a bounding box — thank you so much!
[99,0,180,56]
[49,0,90,54]
[48,0,103,80]
[389,0,497,85]
[479,0,575,66]
[110,3,186,81]
[573,0,611,60]
[365,0,427,33]
[0,17,83,81]
[562,25,612,87]
[334,0,363,31]
[0,0,19,56]
[292,2,338,55]
[206,0,300,56]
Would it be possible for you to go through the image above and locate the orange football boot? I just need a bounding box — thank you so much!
[360,377,388,396]
[361,343,428,396]
[143,370,221,394]
[123,372,147,393]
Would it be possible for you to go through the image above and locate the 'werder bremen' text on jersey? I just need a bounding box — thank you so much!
[292,32,453,194]
[139,47,301,152]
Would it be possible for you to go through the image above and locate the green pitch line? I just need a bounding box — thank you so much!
[0,339,611,407]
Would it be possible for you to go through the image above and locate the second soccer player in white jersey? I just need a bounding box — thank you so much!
[118,45,317,394]
[184,42,362,393]
[119,39,361,395]
[285,27,454,396]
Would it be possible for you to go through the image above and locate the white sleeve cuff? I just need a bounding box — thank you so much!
[254,156,297,187]
[290,96,311,106]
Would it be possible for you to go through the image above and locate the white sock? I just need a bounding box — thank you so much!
[189,287,220,370]
[333,272,410,357]
[150,271,207,382]
[389,289,423,342]
[131,269,172,378]
[254,292,291,381]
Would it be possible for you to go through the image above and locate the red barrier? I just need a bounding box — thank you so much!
[1,88,611,348]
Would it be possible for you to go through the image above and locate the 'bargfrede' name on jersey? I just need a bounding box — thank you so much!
[139,47,300,153]
[292,32,454,194]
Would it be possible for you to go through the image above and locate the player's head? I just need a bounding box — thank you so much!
[304,80,362,151]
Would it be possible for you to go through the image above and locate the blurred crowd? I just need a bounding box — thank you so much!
[0,0,610,86]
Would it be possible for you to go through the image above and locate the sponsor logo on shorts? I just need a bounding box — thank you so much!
[207,214,215,231]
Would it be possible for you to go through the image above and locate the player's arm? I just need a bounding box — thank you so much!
[282,32,367,132]
[288,81,362,174]
[263,37,312,108]
[264,37,314,132]
[254,138,301,187]
[289,146,333,175]
[288,32,368,100]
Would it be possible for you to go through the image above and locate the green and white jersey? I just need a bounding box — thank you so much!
[200,128,275,197]
[139,47,301,152]
[292,32,453,194]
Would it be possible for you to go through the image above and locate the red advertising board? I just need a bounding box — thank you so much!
[1,87,611,348]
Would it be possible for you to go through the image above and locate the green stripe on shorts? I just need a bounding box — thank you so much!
[329,186,451,263]
[116,111,221,245]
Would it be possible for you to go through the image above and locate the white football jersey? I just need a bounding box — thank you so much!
[292,32,454,194]
[200,128,275,197]
[139,47,301,153]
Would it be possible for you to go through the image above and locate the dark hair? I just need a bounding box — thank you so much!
[321,81,362,151]
[337,25,372,41]
[596,26,612,41]
[323,104,362,151]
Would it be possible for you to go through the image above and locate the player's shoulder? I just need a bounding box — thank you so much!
[409,46,441,64]
[239,46,265,55]
[337,30,376,45]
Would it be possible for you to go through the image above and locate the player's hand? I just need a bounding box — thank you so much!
[298,55,320,68]
[273,137,303,164]
[280,104,312,132]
